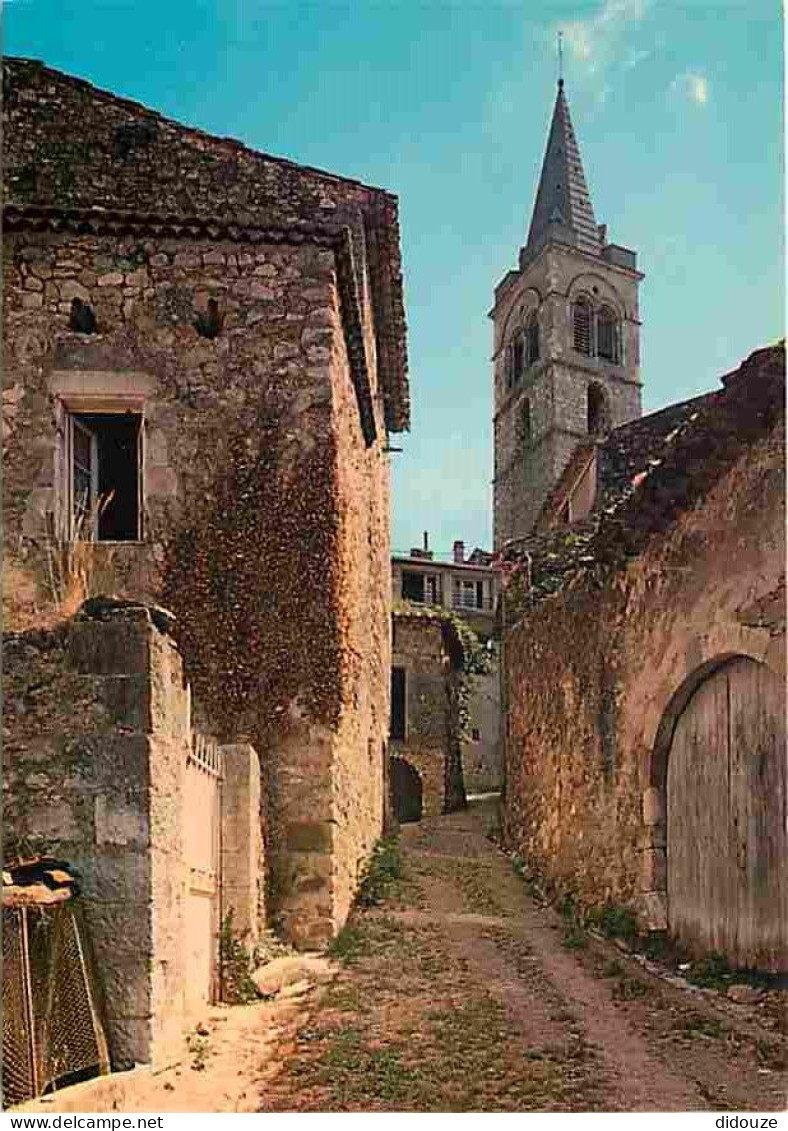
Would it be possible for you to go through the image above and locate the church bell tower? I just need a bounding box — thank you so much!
[491,79,644,548]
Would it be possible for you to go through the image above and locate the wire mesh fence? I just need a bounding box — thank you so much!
[2,901,109,1107]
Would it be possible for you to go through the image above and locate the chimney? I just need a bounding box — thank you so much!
[453,540,465,564]
[409,531,433,560]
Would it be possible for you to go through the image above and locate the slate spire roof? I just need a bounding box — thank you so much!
[525,79,601,259]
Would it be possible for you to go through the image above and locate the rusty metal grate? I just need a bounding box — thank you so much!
[2,903,109,1107]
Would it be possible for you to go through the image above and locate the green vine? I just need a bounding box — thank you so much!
[218,910,260,1004]
[393,600,495,741]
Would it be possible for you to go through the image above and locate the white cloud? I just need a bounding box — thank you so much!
[557,0,650,94]
[622,47,652,72]
[669,71,709,107]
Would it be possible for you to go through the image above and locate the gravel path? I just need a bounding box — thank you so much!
[261,797,787,1113]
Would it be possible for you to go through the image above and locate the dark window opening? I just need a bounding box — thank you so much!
[391,758,422,823]
[391,667,406,741]
[471,728,481,742]
[72,413,141,541]
[194,298,223,340]
[587,383,607,436]
[402,570,425,603]
[522,397,532,443]
[597,306,618,363]
[573,298,592,355]
[512,335,524,384]
[69,298,97,335]
[525,311,539,366]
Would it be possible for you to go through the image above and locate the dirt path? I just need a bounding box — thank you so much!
[261,798,787,1113]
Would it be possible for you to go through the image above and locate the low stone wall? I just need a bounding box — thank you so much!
[3,599,262,1068]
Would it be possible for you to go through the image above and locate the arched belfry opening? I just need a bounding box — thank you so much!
[587,382,608,436]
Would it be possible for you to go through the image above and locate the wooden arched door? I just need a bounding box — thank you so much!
[667,656,787,971]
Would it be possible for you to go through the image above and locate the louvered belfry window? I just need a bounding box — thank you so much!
[573,298,592,354]
[597,305,618,362]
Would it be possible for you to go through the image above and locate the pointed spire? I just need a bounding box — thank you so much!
[525,81,601,259]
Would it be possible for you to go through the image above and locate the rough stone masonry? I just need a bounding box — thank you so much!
[2,57,410,947]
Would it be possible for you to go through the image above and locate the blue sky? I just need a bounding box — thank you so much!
[4,0,783,556]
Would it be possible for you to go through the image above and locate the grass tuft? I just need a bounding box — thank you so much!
[357,836,402,907]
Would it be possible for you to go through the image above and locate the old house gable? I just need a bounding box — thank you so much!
[2,56,409,432]
[3,59,412,953]
[499,343,785,610]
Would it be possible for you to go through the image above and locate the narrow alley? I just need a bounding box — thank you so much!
[260,798,786,1113]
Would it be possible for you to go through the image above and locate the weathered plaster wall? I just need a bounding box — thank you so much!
[220,744,263,946]
[391,617,465,818]
[461,667,502,794]
[502,418,785,929]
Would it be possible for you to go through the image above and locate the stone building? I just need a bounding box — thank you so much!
[499,344,786,971]
[492,79,643,548]
[390,608,466,822]
[2,58,410,950]
[391,535,502,793]
[392,533,498,638]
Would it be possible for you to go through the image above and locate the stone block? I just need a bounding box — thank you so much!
[74,849,151,904]
[60,280,91,304]
[95,794,149,848]
[96,271,124,287]
[102,1016,155,1071]
[68,619,152,677]
[642,786,663,827]
[93,674,151,731]
[286,820,334,854]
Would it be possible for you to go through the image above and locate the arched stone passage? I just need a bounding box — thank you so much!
[391,757,423,824]
[646,653,787,970]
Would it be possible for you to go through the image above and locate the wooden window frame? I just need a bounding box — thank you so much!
[57,395,146,543]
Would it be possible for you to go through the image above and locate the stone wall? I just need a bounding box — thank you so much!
[3,57,407,949]
[390,615,465,818]
[3,600,263,1066]
[4,602,189,1069]
[502,408,785,929]
[461,667,502,794]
